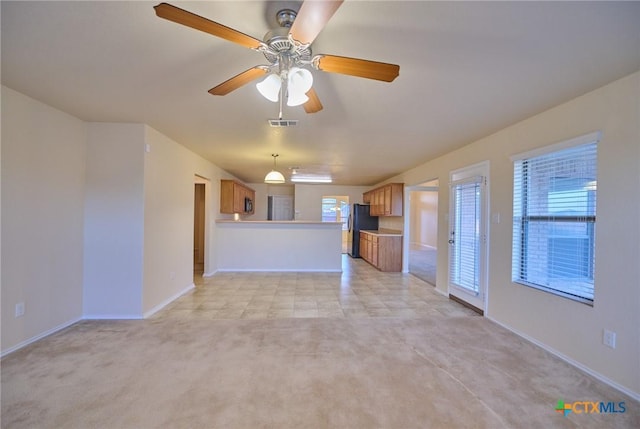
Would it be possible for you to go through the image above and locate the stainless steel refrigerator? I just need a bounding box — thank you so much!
[348,203,379,258]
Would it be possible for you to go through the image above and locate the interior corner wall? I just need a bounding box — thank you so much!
[83,123,145,318]
[386,71,640,396]
[1,86,86,353]
[142,126,232,313]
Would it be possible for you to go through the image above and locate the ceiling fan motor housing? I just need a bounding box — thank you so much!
[261,9,312,68]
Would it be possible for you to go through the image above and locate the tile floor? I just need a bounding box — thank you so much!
[153,255,479,320]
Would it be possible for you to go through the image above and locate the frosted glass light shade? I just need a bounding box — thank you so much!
[256,74,281,102]
[287,67,313,106]
[287,92,309,107]
[264,170,285,184]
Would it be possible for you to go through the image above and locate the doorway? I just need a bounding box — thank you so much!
[193,181,206,275]
[408,180,439,285]
[322,196,350,253]
[448,161,489,314]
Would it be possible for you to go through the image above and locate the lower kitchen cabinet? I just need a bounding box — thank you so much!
[359,231,402,272]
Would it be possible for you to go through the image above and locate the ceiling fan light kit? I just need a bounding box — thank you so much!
[154,1,399,115]
[255,66,313,107]
[153,1,400,184]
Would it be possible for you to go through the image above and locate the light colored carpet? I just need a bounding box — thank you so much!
[409,244,437,286]
[2,315,638,428]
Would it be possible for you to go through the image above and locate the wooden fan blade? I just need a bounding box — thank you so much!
[154,3,262,50]
[289,0,344,45]
[315,54,399,82]
[303,88,323,113]
[209,67,268,96]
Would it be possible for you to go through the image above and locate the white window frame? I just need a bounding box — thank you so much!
[448,161,489,313]
[510,131,600,305]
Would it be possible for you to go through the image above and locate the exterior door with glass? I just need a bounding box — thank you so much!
[448,162,489,312]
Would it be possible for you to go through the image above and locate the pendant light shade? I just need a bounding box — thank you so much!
[264,170,286,183]
[264,154,285,184]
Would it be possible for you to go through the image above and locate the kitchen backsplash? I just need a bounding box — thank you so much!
[378,216,404,233]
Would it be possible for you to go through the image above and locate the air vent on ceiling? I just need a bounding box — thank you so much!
[268,119,298,127]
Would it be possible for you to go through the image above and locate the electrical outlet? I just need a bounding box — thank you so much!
[15,302,25,318]
[603,329,616,349]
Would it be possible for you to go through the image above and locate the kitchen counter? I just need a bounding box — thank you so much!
[215,220,343,272]
[216,220,341,225]
[359,230,403,272]
[360,229,403,237]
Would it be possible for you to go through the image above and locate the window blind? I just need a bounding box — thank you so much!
[450,177,482,295]
[512,141,597,303]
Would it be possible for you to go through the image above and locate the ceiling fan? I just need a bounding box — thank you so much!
[154,1,400,114]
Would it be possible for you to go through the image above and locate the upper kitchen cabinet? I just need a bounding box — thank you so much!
[366,183,404,216]
[220,179,255,214]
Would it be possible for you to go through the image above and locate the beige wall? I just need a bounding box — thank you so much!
[83,123,145,318]
[386,72,640,396]
[1,87,87,352]
[247,183,294,221]
[293,184,369,221]
[142,126,230,314]
[409,190,438,248]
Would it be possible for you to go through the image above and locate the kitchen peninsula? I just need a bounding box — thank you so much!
[215,220,343,272]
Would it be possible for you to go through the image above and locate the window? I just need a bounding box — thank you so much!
[321,197,338,222]
[512,133,599,304]
[321,196,349,230]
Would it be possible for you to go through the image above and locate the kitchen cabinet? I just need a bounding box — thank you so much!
[359,230,402,272]
[365,183,404,216]
[220,179,255,214]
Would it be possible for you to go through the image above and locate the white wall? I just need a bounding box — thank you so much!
[250,183,294,221]
[293,184,369,221]
[216,222,342,272]
[83,123,145,318]
[85,124,232,317]
[142,126,228,314]
[387,72,640,396]
[1,87,86,352]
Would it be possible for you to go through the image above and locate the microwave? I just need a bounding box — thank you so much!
[244,197,253,213]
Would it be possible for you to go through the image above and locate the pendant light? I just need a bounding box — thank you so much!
[264,154,285,184]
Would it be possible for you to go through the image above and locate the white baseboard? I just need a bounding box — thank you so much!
[1,316,82,358]
[83,314,144,320]
[202,271,217,278]
[487,316,640,402]
[216,269,342,273]
[434,286,448,297]
[143,283,195,318]
[410,242,437,251]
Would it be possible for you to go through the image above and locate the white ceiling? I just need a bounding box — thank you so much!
[3,1,639,185]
